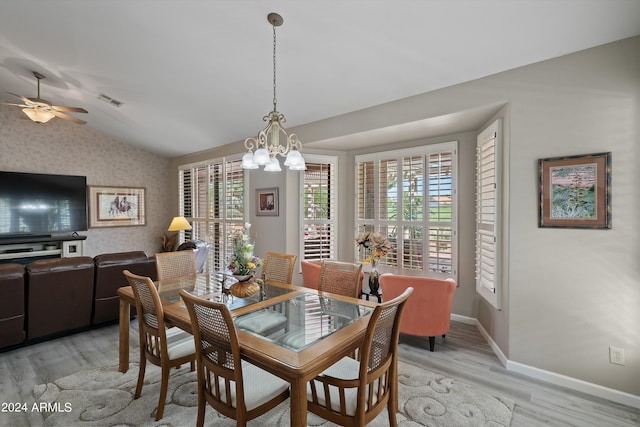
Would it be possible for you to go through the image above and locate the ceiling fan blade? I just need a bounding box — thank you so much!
[7,92,32,104]
[53,105,88,113]
[51,109,87,125]
[2,101,29,107]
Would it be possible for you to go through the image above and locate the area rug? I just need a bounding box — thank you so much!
[33,360,513,426]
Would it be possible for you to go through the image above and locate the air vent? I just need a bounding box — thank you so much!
[98,93,124,107]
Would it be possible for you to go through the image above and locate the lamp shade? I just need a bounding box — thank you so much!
[168,216,192,231]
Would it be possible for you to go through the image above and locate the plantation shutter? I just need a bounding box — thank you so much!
[178,157,245,273]
[301,156,337,262]
[476,119,501,309]
[354,142,457,279]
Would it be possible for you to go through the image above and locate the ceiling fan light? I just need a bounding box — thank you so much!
[264,157,282,172]
[242,152,259,169]
[22,108,55,123]
[253,148,271,165]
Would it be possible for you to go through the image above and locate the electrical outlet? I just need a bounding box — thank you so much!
[609,346,625,366]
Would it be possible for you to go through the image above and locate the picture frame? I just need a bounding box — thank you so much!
[88,185,146,228]
[256,187,279,216]
[538,152,611,229]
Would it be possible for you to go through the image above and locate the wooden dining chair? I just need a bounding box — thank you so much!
[123,270,196,421]
[307,287,413,427]
[155,250,196,280]
[317,260,363,298]
[179,290,290,427]
[261,252,297,285]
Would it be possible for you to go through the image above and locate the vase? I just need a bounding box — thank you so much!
[368,259,380,295]
[230,280,260,298]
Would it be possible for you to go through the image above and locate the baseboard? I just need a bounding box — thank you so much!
[455,315,640,410]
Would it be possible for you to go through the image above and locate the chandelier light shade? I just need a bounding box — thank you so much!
[242,13,306,171]
[167,216,192,232]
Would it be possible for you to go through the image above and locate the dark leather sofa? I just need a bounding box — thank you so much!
[0,250,157,351]
[26,257,95,341]
[0,264,26,348]
[93,251,156,325]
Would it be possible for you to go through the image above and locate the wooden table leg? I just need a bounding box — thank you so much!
[118,298,130,373]
[290,377,307,427]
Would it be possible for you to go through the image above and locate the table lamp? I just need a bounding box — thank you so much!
[161,216,192,252]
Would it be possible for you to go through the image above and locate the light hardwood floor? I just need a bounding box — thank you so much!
[1,320,638,426]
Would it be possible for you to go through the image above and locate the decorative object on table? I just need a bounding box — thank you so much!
[227,223,263,278]
[241,13,306,172]
[538,152,611,229]
[160,216,192,252]
[355,231,392,295]
[88,186,146,228]
[256,187,279,216]
[230,278,263,298]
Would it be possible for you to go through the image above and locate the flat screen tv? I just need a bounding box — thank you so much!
[0,171,88,238]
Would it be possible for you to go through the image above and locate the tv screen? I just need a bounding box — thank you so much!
[0,171,88,237]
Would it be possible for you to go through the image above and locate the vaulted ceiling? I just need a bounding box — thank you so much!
[2,1,639,157]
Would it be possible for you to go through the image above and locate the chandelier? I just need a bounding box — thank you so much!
[242,13,306,171]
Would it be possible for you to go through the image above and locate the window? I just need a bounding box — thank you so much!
[300,155,337,262]
[355,142,457,279]
[179,156,245,273]
[476,119,502,309]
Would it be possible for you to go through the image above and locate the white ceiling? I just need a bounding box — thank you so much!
[2,1,639,158]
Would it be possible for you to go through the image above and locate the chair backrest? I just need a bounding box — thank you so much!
[317,260,363,298]
[179,289,246,418]
[357,287,412,419]
[379,274,456,337]
[361,287,412,372]
[155,250,197,281]
[261,252,297,285]
[123,270,169,360]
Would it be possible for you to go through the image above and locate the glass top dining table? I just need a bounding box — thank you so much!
[156,272,373,352]
[117,271,378,427]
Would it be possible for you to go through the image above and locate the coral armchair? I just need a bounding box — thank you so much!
[379,274,456,351]
[301,261,322,289]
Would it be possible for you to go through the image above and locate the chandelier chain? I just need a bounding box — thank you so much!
[272,23,277,111]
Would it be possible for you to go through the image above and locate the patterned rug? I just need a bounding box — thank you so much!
[33,360,513,426]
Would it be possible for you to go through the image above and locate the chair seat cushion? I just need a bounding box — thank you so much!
[234,310,286,335]
[165,327,196,360]
[308,356,362,416]
[240,361,290,410]
[216,361,289,410]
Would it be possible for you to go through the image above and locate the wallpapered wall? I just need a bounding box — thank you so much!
[0,104,171,257]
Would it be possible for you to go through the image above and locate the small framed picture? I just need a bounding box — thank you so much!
[538,152,611,229]
[256,187,279,216]
[88,185,146,228]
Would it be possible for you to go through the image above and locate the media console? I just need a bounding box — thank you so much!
[0,235,86,265]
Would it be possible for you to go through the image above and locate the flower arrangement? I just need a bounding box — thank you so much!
[355,231,391,265]
[227,223,263,276]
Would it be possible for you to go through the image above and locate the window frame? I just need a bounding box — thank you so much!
[475,119,502,309]
[178,154,246,273]
[299,154,338,264]
[354,141,458,280]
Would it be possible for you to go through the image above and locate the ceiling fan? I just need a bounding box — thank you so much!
[3,71,88,125]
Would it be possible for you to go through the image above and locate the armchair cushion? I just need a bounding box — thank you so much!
[379,274,456,338]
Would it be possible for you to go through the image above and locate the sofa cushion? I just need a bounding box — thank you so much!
[0,263,26,349]
[26,257,95,341]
